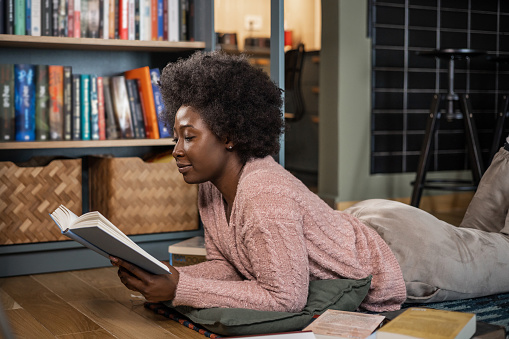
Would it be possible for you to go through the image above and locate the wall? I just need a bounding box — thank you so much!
[215,0,321,51]
[318,0,471,206]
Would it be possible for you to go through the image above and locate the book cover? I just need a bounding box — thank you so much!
[31,0,42,36]
[125,78,145,139]
[48,65,64,140]
[0,64,15,142]
[96,76,107,140]
[89,74,100,140]
[149,67,171,138]
[102,77,120,139]
[72,73,81,139]
[14,0,26,35]
[50,204,171,275]
[41,0,52,36]
[374,308,476,339]
[73,0,81,37]
[63,65,72,140]
[124,66,159,139]
[14,64,36,141]
[118,0,128,39]
[80,74,91,140]
[110,75,134,138]
[35,65,50,141]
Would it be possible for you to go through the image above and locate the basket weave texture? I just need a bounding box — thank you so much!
[0,159,82,245]
[90,157,198,235]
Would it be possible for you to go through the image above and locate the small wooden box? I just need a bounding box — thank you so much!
[168,236,206,267]
[89,156,199,236]
[0,158,82,245]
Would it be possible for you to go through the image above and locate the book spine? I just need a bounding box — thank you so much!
[127,0,134,40]
[179,0,186,41]
[67,0,74,37]
[48,65,64,140]
[72,74,81,140]
[0,64,15,142]
[26,0,32,35]
[41,0,52,36]
[88,0,99,38]
[73,0,80,37]
[149,68,171,138]
[58,0,67,36]
[114,0,119,38]
[139,0,150,40]
[14,0,26,35]
[14,64,36,141]
[63,65,72,140]
[102,77,119,139]
[80,0,88,37]
[108,0,115,38]
[52,0,59,36]
[118,0,128,39]
[162,0,167,40]
[167,0,178,41]
[150,0,156,40]
[89,74,100,140]
[134,0,140,40]
[31,0,42,36]
[156,0,163,40]
[96,76,107,140]
[110,75,133,138]
[102,0,108,38]
[35,65,50,141]
[6,0,15,35]
[0,0,5,34]
[80,74,90,140]
[125,78,142,138]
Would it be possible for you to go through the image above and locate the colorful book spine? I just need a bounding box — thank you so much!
[88,0,100,38]
[41,0,52,36]
[67,0,74,37]
[89,74,100,140]
[80,74,90,140]
[35,65,50,141]
[80,0,88,37]
[72,74,81,139]
[125,78,144,138]
[58,0,67,36]
[14,0,26,35]
[73,0,81,37]
[150,0,156,40]
[124,66,159,139]
[128,0,135,40]
[26,0,32,35]
[149,68,171,138]
[110,75,133,138]
[96,76,107,140]
[134,0,140,40]
[0,64,15,142]
[63,65,72,140]
[139,0,150,40]
[31,0,42,36]
[156,0,163,40]
[102,76,119,139]
[118,0,128,39]
[48,65,64,140]
[52,0,59,36]
[14,64,36,141]
[113,0,119,38]
[108,0,115,38]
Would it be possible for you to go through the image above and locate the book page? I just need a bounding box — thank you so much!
[303,310,385,339]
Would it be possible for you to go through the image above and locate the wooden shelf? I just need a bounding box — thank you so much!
[0,138,175,150]
[0,34,205,52]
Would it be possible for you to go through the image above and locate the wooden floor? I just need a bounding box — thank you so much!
[0,266,205,339]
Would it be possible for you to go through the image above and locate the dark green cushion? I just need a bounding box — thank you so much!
[164,276,372,336]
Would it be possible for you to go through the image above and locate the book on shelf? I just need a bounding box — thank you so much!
[50,204,171,275]
[73,0,81,37]
[149,67,171,138]
[35,64,50,141]
[88,0,100,38]
[139,0,151,41]
[150,0,157,40]
[110,75,134,138]
[14,64,36,141]
[0,64,15,142]
[80,74,91,140]
[302,309,385,339]
[108,0,115,39]
[26,0,32,35]
[72,73,81,140]
[41,0,52,36]
[371,307,476,339]
[127,0,135,40]
[102,76,120,139]
[6,0,15,35]
[57,0,68,37]
[156,0,163,40]
[125,78,146,139]
[118,0,128,39]
[101,0,109,39]
[0,0,4,35]
[63,65,73,140]
[96,76,107,140]
[48,65,64,140]
[124,66,160,139]
[14,0,25,35]
[31,0,42,36]
[80,0,88,37]
[167,0,179,42]
[67,0,75,37]
[51,0,59,36]
[89,74,100,140]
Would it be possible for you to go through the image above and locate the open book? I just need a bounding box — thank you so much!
[50,205,170,275]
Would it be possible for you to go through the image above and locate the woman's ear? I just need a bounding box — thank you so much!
[225,138,234,151]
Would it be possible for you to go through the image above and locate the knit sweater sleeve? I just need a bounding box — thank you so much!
[172,190,310,312]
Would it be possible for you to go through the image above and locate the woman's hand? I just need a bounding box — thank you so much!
[110,256,180,302]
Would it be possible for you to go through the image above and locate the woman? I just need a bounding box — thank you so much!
[111,51,509,313]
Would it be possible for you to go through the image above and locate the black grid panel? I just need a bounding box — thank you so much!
[371,0,509,174]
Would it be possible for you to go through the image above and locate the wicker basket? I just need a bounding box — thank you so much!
[0,158,82,245]
[89,157,199,235]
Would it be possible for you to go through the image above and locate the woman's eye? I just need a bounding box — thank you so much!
[184,136,195,141]
[172,138,178,143]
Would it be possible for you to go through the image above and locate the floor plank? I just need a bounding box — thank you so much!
[70,267,123,290]
[0,287,21,310]
[6,308,59,339]
[0,275,101,336]
[55,329,117,339]
[33,271,108,302]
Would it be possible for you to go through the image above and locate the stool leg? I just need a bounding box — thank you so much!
[411,94,441,207]
[489,95,509,164]
[459,94,485,184]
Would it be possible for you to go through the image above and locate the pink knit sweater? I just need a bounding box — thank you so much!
[173,156,406,312]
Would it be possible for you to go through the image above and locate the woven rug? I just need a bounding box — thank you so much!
[403,292,509,334]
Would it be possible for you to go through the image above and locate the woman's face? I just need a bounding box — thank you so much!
[172,106,230,185]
